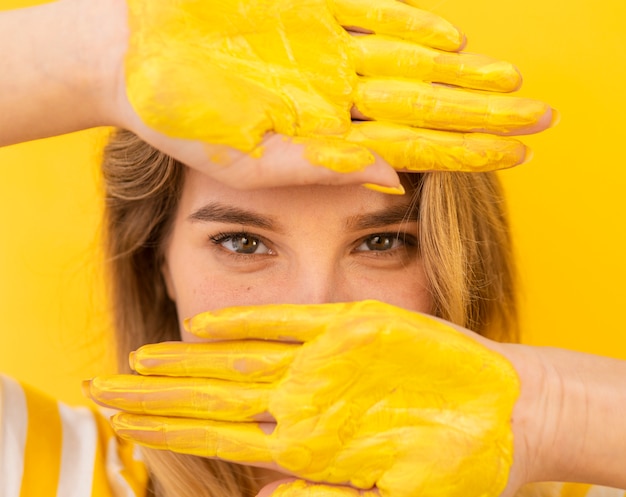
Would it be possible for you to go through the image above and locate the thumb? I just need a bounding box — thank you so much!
[257,479,297,497]
[258,479,380,497]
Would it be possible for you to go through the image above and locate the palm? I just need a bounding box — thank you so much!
[126,0,357,150]
[89,301,520,497]
[115,0,552,184]
[266,306,517,497]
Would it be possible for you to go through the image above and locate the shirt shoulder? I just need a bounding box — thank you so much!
[0,374,148,497]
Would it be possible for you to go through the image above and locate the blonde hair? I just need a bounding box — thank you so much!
[102,129,518,497]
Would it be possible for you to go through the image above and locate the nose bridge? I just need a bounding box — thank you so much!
[289,250,344,304]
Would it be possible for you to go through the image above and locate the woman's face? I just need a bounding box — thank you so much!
[162,169,433,341]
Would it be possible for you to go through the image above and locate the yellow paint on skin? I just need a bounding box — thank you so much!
[332,0,463,51]
[351,35,522,92]
[130,340,296,383]
[185,303,351,341]
[125,0,354,152]
[203,144,242,166]
[95,301,519,497]
[112,413,274,464]
[347,122,528,171]
[356,79,551,135]
[89,375,271,422]
[291,136,375,173]
[273,481,379,497]
[362,182,406,195]
[559,483,594,497]
[125,0,551,173]
[261,302,519,497]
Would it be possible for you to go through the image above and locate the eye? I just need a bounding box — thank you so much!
[356,233,409,252]
[211,232,272,255]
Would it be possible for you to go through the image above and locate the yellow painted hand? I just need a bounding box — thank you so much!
[88,301,520,497]
[124,0,553,175]
[262,479,379,497]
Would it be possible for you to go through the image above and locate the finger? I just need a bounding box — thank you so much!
[111,412,274,465]
[355,78,555,135]
[130,340,298,383]
[260,480,380,497]
[186,300,404,341]
[134,125,401,191]
[345,122,529,172]
[86,374,272,421]
[204,135,402,189]
[332,0,464,51]
[186,304,339,342]
[350,34,521,92]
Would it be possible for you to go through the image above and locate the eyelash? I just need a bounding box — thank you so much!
[354,231,418,256]
[209,230,418,258]
[209,231,273,258]
[210,231,249,244]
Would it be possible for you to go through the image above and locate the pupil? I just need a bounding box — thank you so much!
[234,235,258,254]
[367,235,392,251]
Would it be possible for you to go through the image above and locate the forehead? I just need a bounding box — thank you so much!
[177,168,418,223]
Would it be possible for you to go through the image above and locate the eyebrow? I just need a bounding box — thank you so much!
[188,202,280,231]
[188,200,419,232]
[345,202,419,231]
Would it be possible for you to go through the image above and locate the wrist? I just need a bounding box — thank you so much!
[70,0,129,128]
[0,0,129,145]
[505,344,626,488]
[507,344,568,485]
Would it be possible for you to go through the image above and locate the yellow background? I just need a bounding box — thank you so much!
[1,0,625,405]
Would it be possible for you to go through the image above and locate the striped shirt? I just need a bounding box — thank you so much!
[1,375,625,497]
[0,375,147,497]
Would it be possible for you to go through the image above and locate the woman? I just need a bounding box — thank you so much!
[92,131,626,497]
[0,131,521,497]
[4,0,610,496]
[6,129,626,497]
[95,129,519,497]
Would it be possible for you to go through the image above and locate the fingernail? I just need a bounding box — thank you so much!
[457,29,468,51]
[549,108,561,128]
[128,351,137,370]
[520,146,535,165]
[362,183,406,195]
[81,379,92,398]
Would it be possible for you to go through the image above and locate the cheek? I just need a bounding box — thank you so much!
[173,271,292,342]
[174,276,259,320]
[349,266,432,315]
[396,284,433,315]
[397,264,433,314]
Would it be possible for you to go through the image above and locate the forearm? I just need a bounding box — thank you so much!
[510,344,626,488]
[0,0,127,146]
